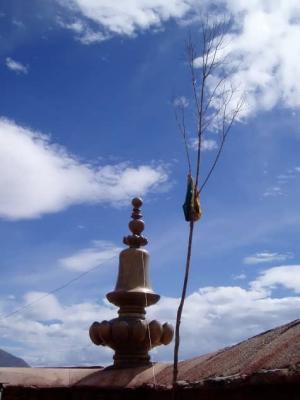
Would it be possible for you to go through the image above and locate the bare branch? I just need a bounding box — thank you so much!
[172,14,243,394]
[187,37,201,118]
[174,105,192,174]
[200,96,244,193]
[203,75,227,116]
[204,33,226,78]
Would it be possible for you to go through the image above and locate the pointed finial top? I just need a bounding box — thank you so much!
[123,197,148,248]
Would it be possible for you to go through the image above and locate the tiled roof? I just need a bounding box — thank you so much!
[155,318,300,385]
[0,319,299,398]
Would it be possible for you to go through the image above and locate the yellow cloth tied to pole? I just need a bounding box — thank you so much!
[182,174,202,222]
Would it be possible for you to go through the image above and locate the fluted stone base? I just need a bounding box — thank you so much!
[89,314,173,368]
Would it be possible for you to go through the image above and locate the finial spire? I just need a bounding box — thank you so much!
[123,197,148,248]
[89,197,173,368]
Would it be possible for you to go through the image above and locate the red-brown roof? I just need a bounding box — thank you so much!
[155,318,300,385]
[0,319,299,398]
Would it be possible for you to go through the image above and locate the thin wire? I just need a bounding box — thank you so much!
[141,251,156,387]
[0,255,117,320]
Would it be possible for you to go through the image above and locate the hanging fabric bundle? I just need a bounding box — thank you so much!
[182,174,202,222]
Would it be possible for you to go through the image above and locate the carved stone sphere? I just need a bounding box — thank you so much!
[129,219,145,235]
[89,322,103,346]
[132,197,143,208]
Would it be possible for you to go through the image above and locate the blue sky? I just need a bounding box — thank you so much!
[0,0,300,367]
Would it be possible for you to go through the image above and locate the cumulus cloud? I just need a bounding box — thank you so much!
[23,292,64,321]
[0,296,116,366]
[59,241,121,272]
[251,265,300,294]
[54,1,300,116]
[56,0,192,43]
[0,118,168,220]
[1,265,300,366]
[5,57,28,74]
[210,1,300,116]
[243,251,293,265]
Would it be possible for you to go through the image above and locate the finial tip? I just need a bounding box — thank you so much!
[132,197,143,208]
[123,197,147,248]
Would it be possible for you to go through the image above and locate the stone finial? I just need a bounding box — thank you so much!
[123,197,148,248]
[89,197,174,368]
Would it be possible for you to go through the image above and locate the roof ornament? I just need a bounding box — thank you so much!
[123,197,148,248]
[89,197,174,368]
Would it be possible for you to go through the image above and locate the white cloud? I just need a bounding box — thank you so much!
[56,16,107,44]
[201,139,218,151]
[251,265,300,294]
[262,166,300,198]
[56,0,193,43]
[56,17,85,34]
[0,118,168,220]
[263,186,284,197]
[1,265,300,366]
[150,265,300,360]
[189,138,218,151]
[54,2,300,116]
[5,57,28,74]
[0,297,115,366]
[59,241,121,272]
[212,1,300,116]
[232,273,246,280]
[23,292,64,321]
[12,19,25,29]
[173,96,189,108]
[244,251,293,265]
[78,30,107,45]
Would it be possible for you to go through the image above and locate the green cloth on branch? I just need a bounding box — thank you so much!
[182,174,202,222]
